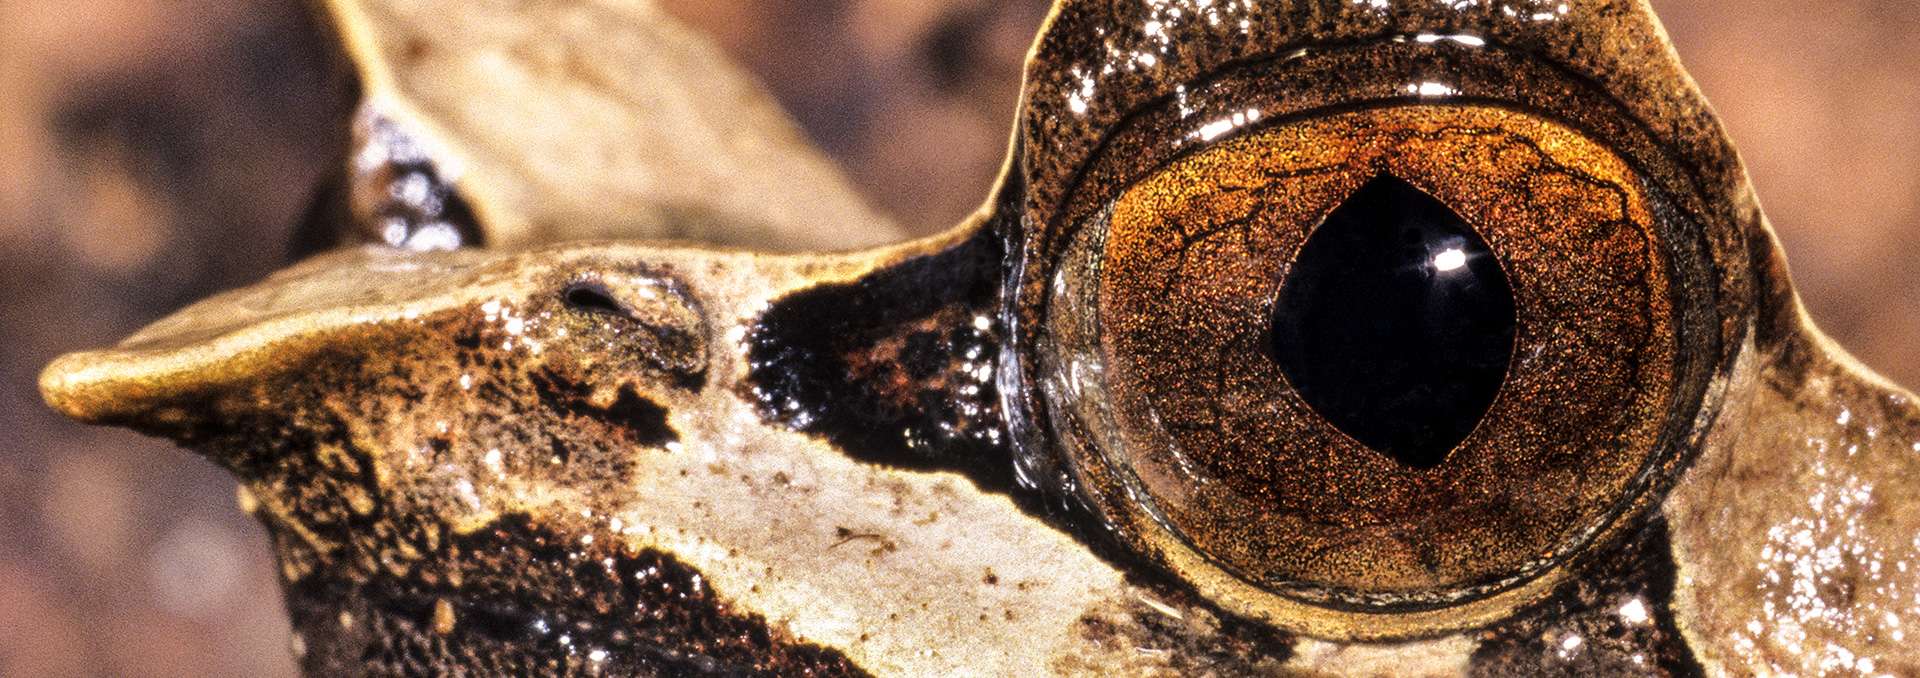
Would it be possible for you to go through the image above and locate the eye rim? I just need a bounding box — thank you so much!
[1098,103,1682,604]
[1028,38,1721,252]
[1002,37,1747,641]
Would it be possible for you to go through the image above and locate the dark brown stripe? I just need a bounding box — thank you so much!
[283,513,870,677]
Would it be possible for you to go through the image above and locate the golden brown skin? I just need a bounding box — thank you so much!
[38,0,1920,675]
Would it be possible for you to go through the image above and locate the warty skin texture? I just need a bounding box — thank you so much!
[38,0,1920,675]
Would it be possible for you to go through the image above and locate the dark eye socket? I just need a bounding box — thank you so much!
[1028,102,1721,637]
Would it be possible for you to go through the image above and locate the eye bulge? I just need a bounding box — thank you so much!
[1103,105,1673,597]
[1004,8,1758,640]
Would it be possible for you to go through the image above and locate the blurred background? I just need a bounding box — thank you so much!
[2,1,1917,675]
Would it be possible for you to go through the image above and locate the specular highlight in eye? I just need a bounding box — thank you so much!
[1268,174,1515,468]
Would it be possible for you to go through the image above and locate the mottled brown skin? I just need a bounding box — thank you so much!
[36,0,1920,675]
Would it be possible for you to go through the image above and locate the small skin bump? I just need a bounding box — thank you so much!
[430,598,455,636]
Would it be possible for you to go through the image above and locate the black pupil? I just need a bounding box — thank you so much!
[1267,174,1516,469]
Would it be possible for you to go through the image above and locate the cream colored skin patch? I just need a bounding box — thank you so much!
[37,0,1920,675]
[1665,319,1920,676]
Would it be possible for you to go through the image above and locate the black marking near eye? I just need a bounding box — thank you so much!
[530,371,678,449]
[744,229,1012,490]
[593,387,676,448]
[1268,174,1515,468]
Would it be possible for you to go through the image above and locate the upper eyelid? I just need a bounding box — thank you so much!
[1029,40,1674,259]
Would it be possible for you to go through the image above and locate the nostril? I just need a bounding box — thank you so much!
[562,281,627,317]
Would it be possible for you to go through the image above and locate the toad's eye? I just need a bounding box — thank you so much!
[1031,104,1722,638]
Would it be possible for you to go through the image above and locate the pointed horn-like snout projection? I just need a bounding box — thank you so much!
[41,0,1920,674]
